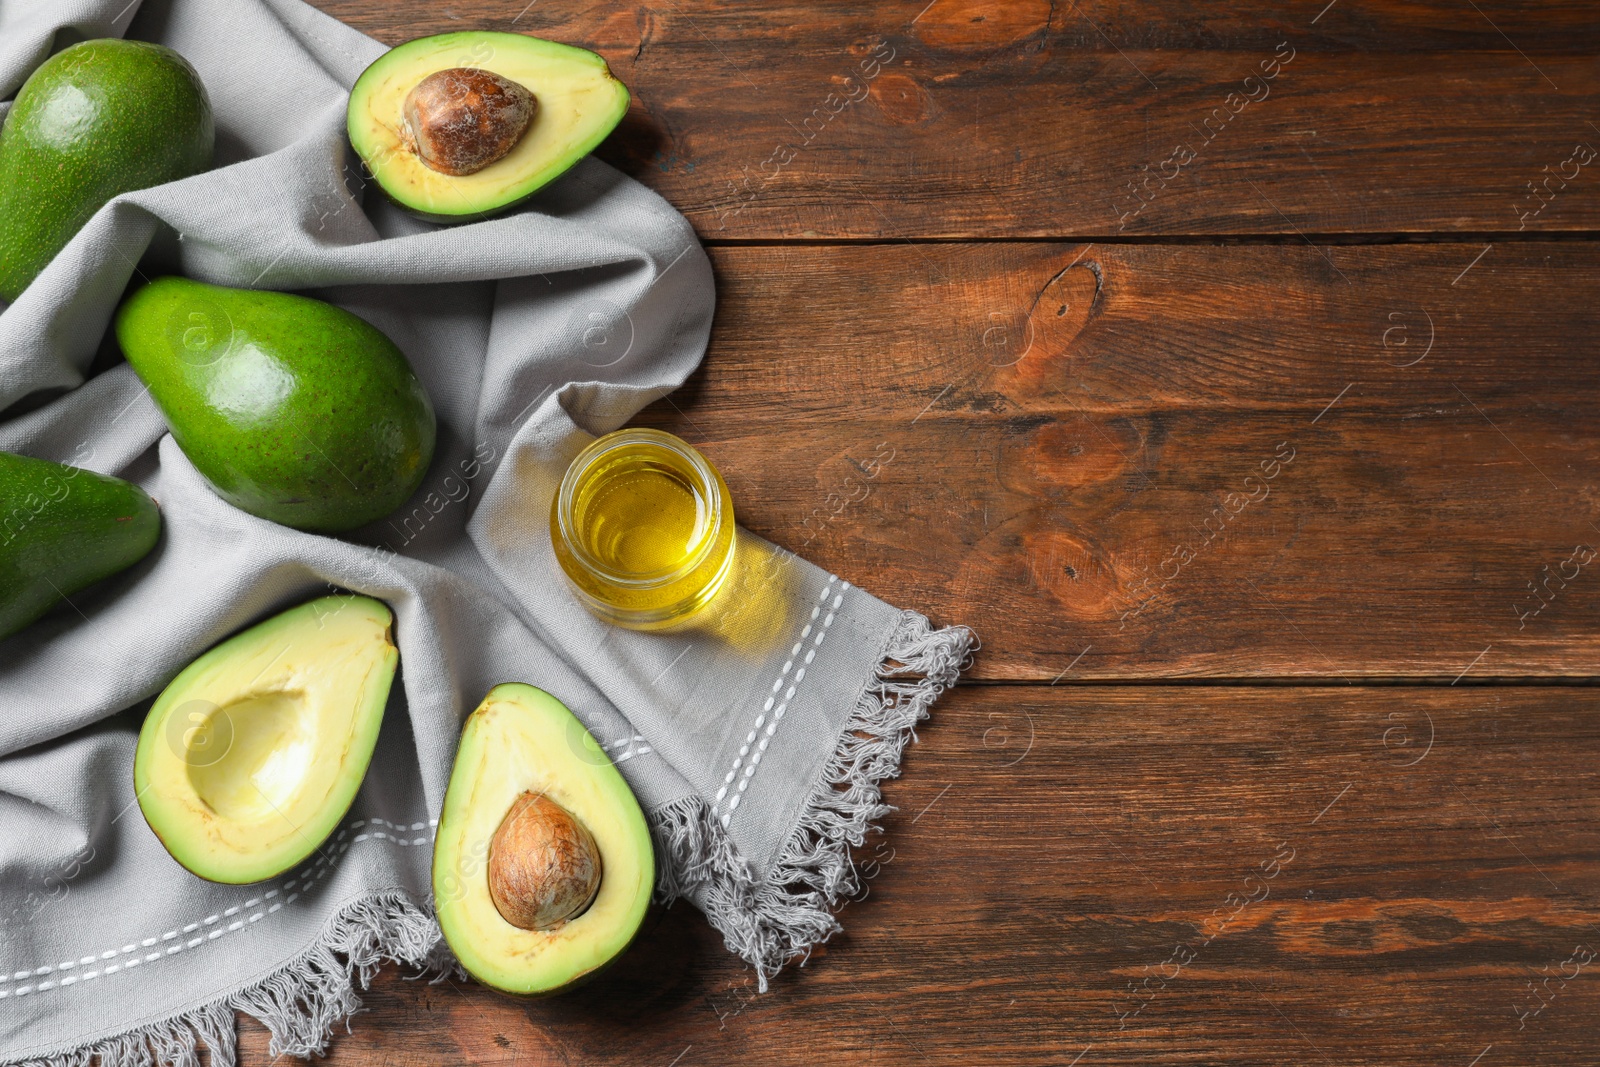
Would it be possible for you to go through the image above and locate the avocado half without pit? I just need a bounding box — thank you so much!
[434,684,654,995]
[134,596,397,884]
[348,31,630,221]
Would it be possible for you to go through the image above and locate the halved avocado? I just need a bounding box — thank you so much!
[433,683,654,995]
[347,32,630,222]
[134,596,397,884]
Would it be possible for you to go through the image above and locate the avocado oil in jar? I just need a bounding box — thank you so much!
[551,428,735,630]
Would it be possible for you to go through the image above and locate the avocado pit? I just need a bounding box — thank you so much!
[401,67,535,176]
[487,791,602,931]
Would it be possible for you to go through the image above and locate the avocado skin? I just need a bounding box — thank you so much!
[0,39,213,302]
[114,277,438,533]
[0,451,161,640]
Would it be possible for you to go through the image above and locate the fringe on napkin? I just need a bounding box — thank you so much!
[10,891,445,1067]
[651,609,976,992]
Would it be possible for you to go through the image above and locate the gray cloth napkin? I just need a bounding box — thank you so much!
[0,0,973,1063]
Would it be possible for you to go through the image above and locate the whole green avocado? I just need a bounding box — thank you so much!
[114,277,438,533]
[0,39,213,302]
[0,451,162,640]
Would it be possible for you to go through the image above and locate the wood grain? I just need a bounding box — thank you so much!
[239,686,1600,1066]
[233,5,1600,1066]
[309,0,1600,238]
[630,241,1600,681]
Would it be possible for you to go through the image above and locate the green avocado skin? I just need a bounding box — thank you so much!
[114,277,438,533]
[0,39,213,302]
[0,451,162,640]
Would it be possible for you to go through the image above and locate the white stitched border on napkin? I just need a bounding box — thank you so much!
[711,576,849,826]
[0,816,435,1000]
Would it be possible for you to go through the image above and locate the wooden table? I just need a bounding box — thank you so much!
[266,2,1600,1063]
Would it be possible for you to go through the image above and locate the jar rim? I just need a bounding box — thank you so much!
[554,427,726,590]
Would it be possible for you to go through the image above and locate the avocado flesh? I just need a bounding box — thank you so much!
[0,451,161,640]
[134,596,397,884]
[0,39,212,301]
[114,277,437,533]
[348,32,630,222]
[434,684,654,995]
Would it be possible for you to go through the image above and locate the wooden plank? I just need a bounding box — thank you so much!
[317,0,1600,56]
[239,686,1600,1066]
[311,0,1600,237]
[624,241,1600,681]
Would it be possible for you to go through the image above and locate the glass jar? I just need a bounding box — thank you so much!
[551,428,736,630]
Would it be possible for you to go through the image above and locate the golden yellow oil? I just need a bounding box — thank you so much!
[552,430,735,629]
[577,460,703,574]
